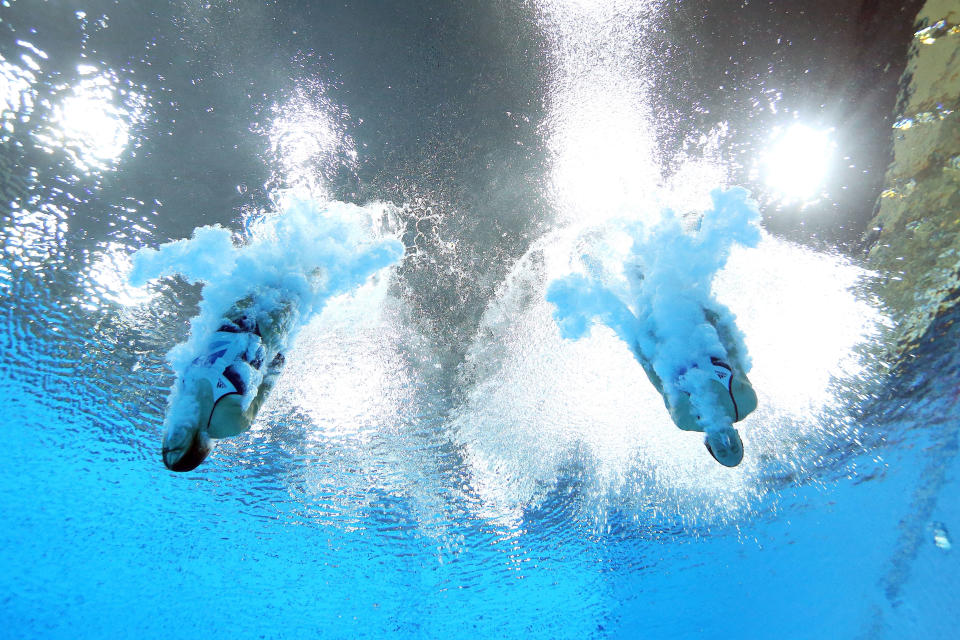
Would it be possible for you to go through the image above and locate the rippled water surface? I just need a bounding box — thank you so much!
[2,1,959,639]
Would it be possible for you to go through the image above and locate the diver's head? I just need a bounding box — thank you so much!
[162,377,217,472]
[704,428,744,467]
[162,422,213,472]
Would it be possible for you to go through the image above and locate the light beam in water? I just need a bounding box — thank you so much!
[538,0,661,225]
[263,83,357,198]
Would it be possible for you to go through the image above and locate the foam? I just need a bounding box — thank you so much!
[546,187,762,434]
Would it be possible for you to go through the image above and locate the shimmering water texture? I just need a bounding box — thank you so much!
[129,195,405,468]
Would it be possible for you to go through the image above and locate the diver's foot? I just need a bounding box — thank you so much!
[704,428,744,467]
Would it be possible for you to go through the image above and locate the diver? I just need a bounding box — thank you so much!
[546,187,763,467]
[161,291,297,472]
[628,307,758,467]
[547,275,759,468]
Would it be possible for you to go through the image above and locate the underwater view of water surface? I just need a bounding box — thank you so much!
[2,0,959,638]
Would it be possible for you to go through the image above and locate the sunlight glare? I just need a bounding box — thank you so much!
[547,80,660,225]
[265,84,357,199]
[761,124,834,204]
[87,242,155,307]
[34,70,144,173]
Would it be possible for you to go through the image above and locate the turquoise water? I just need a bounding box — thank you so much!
[2,1,958,638]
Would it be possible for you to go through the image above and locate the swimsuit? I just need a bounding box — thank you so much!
[183,315,268,423]
[709,357,740,421]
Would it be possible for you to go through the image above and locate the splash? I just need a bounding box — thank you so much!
[449,185,885,530]
[547,187,761,434]
[129,193,405,430]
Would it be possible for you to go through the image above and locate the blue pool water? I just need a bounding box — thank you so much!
[2,1,958,638]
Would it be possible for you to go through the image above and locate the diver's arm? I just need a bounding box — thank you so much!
[257,298,297,351]
[242,353,285,422]
[632,343,664,396]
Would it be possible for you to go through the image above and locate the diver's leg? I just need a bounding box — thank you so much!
[206,394,251,439]
[704,306,750,374]
[630,343,703,430]
[703,306,758,421]
[205,355,283,439]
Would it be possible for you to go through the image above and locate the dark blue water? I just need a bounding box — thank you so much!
[2,1,958,638]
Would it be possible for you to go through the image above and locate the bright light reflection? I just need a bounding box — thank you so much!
[59,92,128,157]
[548,84,660,224]
[86,243,154,307]
[266,84,357,198]
[34,70,144,173]
[265,276,407,441]
[54,80,128,170]
[761,124,835,204]
[0,53,37,140]
[5,203,69,267]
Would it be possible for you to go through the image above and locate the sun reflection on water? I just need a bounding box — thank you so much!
[33,67,147,174]
[261,82,357,198]
[3,202,69,269]
[84,242,155,308]
[1,51,38,142]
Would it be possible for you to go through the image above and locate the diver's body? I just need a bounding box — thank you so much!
[161,292,297,472]
[547,272,759,466]
[630,308,757,467]
[632,347,757,466]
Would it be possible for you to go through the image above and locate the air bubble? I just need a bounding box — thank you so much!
[931,522,952,550]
